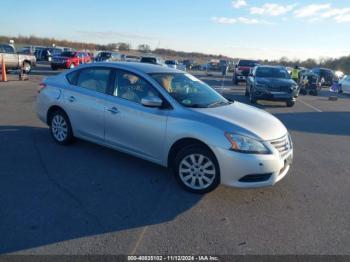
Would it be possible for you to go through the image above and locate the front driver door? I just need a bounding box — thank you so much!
[104,69,169,163]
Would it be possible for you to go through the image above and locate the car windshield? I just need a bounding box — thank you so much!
[150,73,231,108]
[239,60,258,67]
[165,60,176,65]
[61,51,75,57]
[141,57,157,64]
[256,67,290,79]
[100,52,111,58]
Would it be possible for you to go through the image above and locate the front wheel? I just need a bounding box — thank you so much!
[49,110,74,145]
[249,89,257,104]
[245,87,249,97]
[174,145,220,194]
[286,100,295,107]
[233,75,238,85]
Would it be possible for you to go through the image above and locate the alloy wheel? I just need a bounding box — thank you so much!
[179,154,216,190]
[51,114,68,142]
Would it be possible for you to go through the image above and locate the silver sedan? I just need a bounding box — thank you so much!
[37,62,293,193]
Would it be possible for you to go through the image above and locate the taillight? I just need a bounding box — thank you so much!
[38,82,47,93]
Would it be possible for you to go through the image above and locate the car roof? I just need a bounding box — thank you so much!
[78,62,182,74]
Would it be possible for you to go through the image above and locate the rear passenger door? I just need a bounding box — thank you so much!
[63,67,112,143]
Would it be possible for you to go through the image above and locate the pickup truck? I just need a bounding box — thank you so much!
[0,44,36,73]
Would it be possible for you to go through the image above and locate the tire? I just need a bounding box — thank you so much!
[173,145,220,194]
[300,89,307,95]
[233,75,238,85]
[23,62,31,74]
[286,100,295,107]
[49,110,74,145]
[310,89,318,96]
[249,88,257,104]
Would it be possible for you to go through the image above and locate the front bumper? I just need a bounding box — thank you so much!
[51,61,69,68]
[254,90,297,101]
[211,145,293,188]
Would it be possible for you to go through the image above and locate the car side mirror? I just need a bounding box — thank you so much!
[141,96,163,108]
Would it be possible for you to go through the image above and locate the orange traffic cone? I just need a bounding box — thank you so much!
[1,56,8,82]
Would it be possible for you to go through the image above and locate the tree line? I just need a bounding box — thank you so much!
[262,56,350,74]
[1,35,349,73]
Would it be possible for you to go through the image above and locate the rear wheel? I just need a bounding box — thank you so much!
[300,89,307,95]
[23,62,31,73]
[49,110,74,145]
[310,89,318,96]
[173,145,220,194]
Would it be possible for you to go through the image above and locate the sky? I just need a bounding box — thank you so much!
[1,0,350,60]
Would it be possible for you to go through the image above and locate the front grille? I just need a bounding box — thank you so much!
[270,134,291,158]
[267,86,282,92]
[241,70,250,76]
[267,86,291,92]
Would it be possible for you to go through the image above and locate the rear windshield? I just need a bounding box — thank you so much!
[61,51,75,57]
[238,60,258,67]
[141,57,157,64]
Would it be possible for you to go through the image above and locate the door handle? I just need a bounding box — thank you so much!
[107,107,119,114]
[68,96,76,103]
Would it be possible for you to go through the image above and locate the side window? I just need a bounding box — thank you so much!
[3,45,14,53]
[77,68,111,93]
[66,70,79,85]
[113,71,159,104]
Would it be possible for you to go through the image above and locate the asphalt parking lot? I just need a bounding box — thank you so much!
[1,63,350,255]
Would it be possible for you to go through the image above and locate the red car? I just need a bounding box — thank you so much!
[51,51,92,70]
[233,59,259,85]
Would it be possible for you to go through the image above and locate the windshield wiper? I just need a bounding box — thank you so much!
[208,100,232,108]
[184,104,207,108]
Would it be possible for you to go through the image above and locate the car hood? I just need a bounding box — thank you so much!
[256,77,295,86]
[192,102,287,141]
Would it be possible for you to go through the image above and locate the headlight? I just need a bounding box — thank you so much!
[224,133,271,154]
[288,133,293,149]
